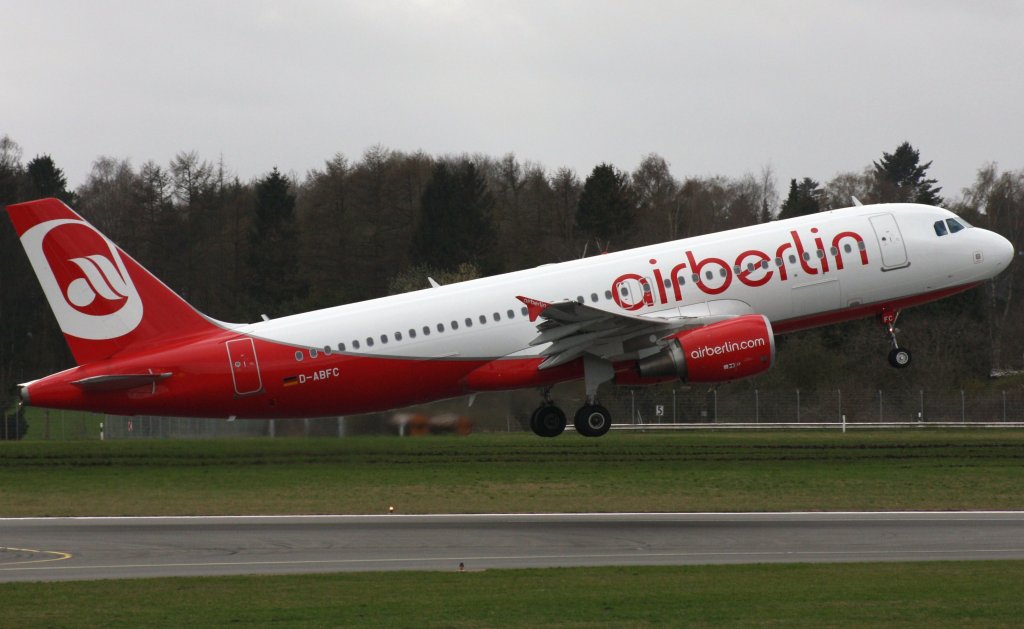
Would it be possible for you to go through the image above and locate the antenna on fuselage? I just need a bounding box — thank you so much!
[851,196,863,207]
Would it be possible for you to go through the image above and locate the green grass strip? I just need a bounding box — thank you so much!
[2,561,1023,628]
[1,431,1023,516]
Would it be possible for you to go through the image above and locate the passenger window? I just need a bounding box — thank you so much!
[677,275,685,285]
[366,337,374,347]
[493,312,500,321]
[733,265,741,274]
[508,309,516,318]
[395,331,402,341]
[450,321,458,330]
[604,290,613,300]
[761,260,769,269]
[324,346,332,355]
[465,317,473,327]
[576,295,584,303]
[692,274,699,283]
[338,342,346,352]
[789,254,797,263]
[829,247,838,256]
[437,323,445,332]
[521,306,528,316]
[479,314,486,324]
[353,340,361,349]
[309,349,318,358]
[705,271,713,280]
[746,263,754,272]
[620,286,628,296]
[947,219,964,233]
[775,257,783,266]
[843,244,852,253]
[816,250,824,259]
[380,334,388,344]
[408,329,416,339]
[858,241,866,251]
[422,326,430,336]
[295,351,303,361]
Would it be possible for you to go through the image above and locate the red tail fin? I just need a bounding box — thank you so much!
[6,198,224,364]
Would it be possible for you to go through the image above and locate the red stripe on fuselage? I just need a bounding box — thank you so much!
[22,283,982,419]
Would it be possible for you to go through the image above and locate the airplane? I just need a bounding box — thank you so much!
[6,197,1014,437]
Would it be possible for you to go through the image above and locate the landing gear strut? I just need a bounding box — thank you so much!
[881,309,912,369]
[528,356,616,438]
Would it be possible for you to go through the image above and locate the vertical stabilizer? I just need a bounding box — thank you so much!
[6,198,225,364]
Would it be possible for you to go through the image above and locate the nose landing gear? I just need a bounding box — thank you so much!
[881,309,912,369]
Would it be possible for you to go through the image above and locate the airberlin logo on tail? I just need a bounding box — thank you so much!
[20,218,143,340]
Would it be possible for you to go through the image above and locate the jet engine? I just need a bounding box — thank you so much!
[636,314,775,382]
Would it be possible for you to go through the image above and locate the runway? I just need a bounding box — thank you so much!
[2,512,1023,582]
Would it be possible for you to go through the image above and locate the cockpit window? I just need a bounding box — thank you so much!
[934,220,948,237]
[946,218,965,233]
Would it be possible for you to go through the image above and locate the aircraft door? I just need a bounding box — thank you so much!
[869,214,909,270]
[226,338,263,396]
[614,277,651,309]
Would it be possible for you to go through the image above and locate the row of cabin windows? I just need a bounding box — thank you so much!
[293,242,867,361]
[294,306,531,360]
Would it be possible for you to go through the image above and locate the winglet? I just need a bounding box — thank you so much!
[516,296,550,322]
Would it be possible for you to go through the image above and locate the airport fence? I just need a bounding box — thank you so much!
[19,388,1024,440]
[600,387,1024,429]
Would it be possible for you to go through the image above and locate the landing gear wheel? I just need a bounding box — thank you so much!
[530,404,566,437]
[573,404,612,438]
[888,347,912,369]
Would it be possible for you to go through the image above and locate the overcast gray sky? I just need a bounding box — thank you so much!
[3,0,1022,200]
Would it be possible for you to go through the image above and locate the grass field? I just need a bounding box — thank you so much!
[1,431,1023,516]
[2,431,1023,627]
[2,561,1023,628]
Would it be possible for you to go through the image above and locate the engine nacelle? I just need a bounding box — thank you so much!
[636,314,775,383]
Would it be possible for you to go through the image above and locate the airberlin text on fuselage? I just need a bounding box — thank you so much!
[612,227,868,311]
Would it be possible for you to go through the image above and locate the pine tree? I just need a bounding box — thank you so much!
[873,141,942,205]
[411,160,497,273]
[576,163,634,245]
[246,168,306,314]
[777,177,821,219]
[24,154,75,204]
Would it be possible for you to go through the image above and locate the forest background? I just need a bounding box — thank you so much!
[2,134,1022,419]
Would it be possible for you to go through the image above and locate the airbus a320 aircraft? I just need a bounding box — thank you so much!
[6,198,1013,437]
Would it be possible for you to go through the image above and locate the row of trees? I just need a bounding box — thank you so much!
[1,135,1022,422]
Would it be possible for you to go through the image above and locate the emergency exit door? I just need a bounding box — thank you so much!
[226,338,263,396]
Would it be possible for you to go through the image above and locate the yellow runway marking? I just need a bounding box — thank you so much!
[0,547,73,567]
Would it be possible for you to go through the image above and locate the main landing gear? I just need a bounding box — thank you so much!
[881,309,912,369]
[529,356,615,438]
[528,400,613,438]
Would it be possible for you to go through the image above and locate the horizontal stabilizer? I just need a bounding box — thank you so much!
[71,373,172,392]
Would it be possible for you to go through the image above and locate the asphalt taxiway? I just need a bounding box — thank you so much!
[2,512,1023,582]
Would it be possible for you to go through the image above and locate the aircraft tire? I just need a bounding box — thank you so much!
[888,347,912,369]
[530,404,566,437]
[573,404,612,437]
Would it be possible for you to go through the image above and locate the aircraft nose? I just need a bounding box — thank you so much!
[993,232,1015,269]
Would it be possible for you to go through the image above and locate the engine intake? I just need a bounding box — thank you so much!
[637,314,775,382]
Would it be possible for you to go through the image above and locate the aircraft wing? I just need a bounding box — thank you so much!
[516,295,740,369]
